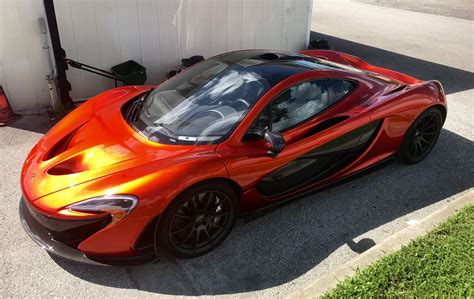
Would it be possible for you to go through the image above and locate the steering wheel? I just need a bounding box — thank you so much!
[232,98,250,111]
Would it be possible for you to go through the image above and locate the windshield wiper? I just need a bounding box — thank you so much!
[154,123,174,137]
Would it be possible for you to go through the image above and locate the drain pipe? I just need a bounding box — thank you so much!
[39,18,62,112]
[42,0,73,111]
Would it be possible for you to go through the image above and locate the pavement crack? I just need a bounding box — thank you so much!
[125,268,141,290]
[176,259,203,295]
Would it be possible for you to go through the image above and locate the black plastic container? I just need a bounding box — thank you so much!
[111,60,147,85]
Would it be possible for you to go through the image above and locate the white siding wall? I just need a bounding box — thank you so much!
[0,0,312,112]
[0,0,53,112]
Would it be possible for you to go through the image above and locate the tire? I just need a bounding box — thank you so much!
[157,181,238,258]
[398,107,443,164]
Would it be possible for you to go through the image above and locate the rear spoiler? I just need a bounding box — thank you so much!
[299,50,422,85]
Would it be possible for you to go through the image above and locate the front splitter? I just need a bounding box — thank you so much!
[19,197,158,266]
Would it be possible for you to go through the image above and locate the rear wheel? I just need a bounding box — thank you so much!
[157,182,238,258]
[398,107,443,164]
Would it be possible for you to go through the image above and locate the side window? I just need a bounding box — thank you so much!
[326,79,355,105]
[271,80,329,132]
[244,79,355,140]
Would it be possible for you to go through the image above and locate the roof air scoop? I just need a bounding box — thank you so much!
[257,53,280,60]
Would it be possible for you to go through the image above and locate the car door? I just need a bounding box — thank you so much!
[217,78,379,199]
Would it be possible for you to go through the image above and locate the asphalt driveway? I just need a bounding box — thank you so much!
[1,1,473,297]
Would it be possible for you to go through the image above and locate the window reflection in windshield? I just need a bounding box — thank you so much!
[133,59,270,145]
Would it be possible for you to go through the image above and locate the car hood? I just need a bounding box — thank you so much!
[21,86,216,202]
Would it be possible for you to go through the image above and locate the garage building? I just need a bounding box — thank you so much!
[0,0,312,113]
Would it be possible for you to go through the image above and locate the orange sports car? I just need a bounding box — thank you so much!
[20,50,446,265]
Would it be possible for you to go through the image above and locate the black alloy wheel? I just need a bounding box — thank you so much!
[398,107,443,164]
[158,182,238,258]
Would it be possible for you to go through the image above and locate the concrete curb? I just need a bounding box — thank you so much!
[288,188,474,299]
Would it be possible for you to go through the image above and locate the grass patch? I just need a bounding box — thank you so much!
[323,204,474,298]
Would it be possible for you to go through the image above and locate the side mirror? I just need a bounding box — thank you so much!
[264,131,285,157]
[243,129,265,142]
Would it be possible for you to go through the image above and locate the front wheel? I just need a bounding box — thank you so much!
[157,182,238,258]
[398,107,443,164]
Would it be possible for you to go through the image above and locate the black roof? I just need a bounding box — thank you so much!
[212,50,345,87]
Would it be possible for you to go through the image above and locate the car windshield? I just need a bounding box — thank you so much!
[132,59,270,145]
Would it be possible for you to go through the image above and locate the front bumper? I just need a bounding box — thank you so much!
[19,197,158,266]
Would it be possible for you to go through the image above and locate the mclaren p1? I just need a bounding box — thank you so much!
[20,49,446,265]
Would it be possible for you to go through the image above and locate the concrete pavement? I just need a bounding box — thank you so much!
[1,1,473,297]
[357,0,474,21]
[291,189,474,298]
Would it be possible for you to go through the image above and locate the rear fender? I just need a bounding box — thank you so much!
[369,80,446,122]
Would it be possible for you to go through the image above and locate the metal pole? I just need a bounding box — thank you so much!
[43,0,73,108]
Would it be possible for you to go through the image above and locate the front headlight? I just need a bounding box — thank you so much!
[66,195,138,223]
